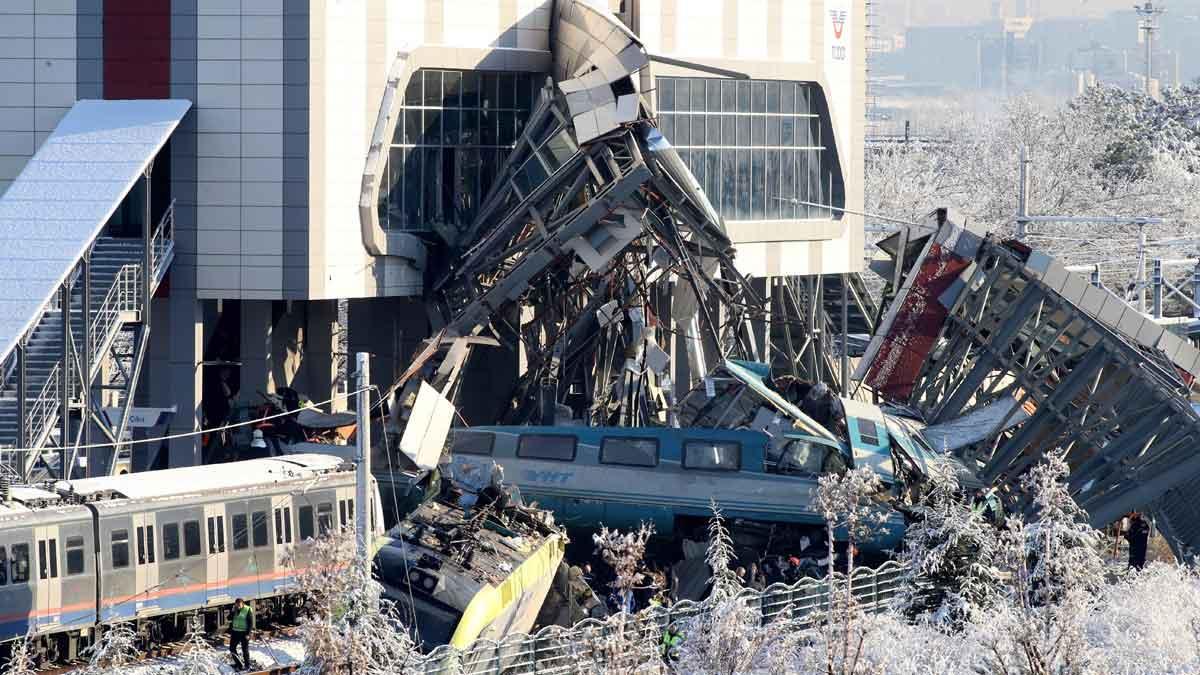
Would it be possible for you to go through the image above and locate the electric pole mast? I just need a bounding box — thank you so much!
[1135,2,1165,98]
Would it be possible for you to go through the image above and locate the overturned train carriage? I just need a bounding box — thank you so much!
[375,490,565,653]
[857,213,1200,558]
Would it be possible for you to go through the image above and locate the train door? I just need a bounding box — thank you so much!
[205,504,229,602]
[272,497,294,582]
[336,487,356,535]
[33,525,62,629]
[132,512,159,614]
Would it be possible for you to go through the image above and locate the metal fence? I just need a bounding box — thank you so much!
[414,561,909,675]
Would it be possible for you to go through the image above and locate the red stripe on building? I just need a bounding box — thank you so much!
[103,0,171,99]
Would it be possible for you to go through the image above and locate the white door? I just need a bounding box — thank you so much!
[205,505,230,603]
[272,498,295,580]
[132,513,159,615]
[33,525,62,629]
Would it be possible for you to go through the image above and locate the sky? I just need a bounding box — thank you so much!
[889,0,1147,28]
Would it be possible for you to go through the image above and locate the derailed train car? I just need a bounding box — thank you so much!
[0,454,383,664]
[447,360,980,561]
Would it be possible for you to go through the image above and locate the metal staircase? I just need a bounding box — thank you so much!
[0,204,174,482]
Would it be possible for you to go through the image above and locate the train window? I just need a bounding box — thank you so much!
[184,521,202,557]
[37,539,59,579]
[110,531,129,569]
[66,537,85,576]
[600,437,659,467]
[275,507,294,545]
[317,503,334,536]
[11,544,30,582]
[338,499,355,529]
[163,523,181,561]
[138,526,157,564]
[208,516,226,554]
[299,505,315,541]
[776,439,831,476]
[252,511,269,548]
[453,430,495,455]
[0,546,6,585]
[232,514,249,551]
[517,434,577,461]
[856,420,880,446]
[339,500,348,528]
[682,440,741,471]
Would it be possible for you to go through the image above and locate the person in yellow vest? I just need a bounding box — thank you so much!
[228,597,255,671]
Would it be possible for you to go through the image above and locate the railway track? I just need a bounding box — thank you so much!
[30,625,302,674]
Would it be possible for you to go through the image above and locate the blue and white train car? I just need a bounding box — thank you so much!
[449,421,915,555]
[0,454,383,664]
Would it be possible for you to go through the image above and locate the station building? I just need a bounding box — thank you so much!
[0,0,863,468]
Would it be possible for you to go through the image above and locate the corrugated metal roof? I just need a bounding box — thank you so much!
[0,98,191,363]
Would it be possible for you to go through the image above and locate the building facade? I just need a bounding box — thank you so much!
[0,0,864,467]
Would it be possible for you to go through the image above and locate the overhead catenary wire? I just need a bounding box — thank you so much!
[5,387,372,456]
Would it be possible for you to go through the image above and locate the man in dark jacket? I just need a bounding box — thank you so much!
[1124,512,1151,570]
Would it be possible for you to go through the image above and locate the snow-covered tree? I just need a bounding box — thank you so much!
[975,455,1106,675]
[893,461,1006,625]
[286,530,419,675]
[867,88,1200,296]
[673,503,807,675]
[589,523,660,674]
[592,522,655,612]
[171,615,221,675]
[2,630,37,675]
[78,622,139,675]
[815,466,890,675]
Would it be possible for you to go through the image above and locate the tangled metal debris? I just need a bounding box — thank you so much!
[858,211,1200,559]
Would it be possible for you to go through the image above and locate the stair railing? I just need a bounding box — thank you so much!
[151,199,175,278]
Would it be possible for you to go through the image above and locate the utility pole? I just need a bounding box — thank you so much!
[1136,221,1148,312]
[1017,146,1031,240]
[1135,2,1165,98]
[354,352,371,566]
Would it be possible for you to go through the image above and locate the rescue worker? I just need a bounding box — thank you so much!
[661,623,684,662]
[228,597,255,671]
[1124,511,1151,570]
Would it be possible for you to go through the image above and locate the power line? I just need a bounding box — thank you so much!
[6,387,371,456]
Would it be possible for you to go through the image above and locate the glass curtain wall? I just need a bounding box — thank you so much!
[383,69,542,232]
[656,77,842,222]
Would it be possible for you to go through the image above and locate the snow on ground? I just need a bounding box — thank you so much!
[65,635,306,674]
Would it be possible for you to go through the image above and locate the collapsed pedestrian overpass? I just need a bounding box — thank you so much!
[858,214,1200,559]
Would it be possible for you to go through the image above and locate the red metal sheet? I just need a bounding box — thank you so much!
[864,241,972,401]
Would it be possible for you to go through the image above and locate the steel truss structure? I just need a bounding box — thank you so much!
[387,86,773,431]
[859,215,1200,557]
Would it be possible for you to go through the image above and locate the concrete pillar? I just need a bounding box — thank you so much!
[240,300,274,403]
[304,300,340,412]
[166,297,204,467]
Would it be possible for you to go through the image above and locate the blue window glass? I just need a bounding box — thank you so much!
[655,76,840,223]
[388,68,539,232]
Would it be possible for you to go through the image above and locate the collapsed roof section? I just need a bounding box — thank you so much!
[552,0,648,143]
[857,212,1200,557]
[379,0,772,437]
